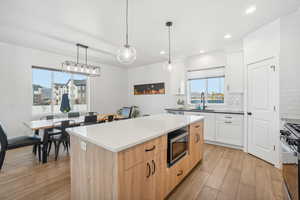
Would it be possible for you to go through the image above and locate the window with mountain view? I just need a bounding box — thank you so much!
[32,67,88,115]
[189,77,224,104]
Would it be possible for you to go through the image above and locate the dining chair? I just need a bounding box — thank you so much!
[88,112,98,116]
[68,112,80,118]
[40,115,55,120]
[47,120,71,161]
[82,115,98,126]
[0,124,42,170]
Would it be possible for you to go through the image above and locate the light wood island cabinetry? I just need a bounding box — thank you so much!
[69,115,204,200]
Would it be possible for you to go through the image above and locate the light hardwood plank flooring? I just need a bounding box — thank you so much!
[0,144,283,200]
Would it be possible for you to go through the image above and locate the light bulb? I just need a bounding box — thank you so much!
[81,67,84,72]
[86,68,90,73]
[167,63,172,71]
[117,45,137,64]
[92,68,96,74]
[74,65,78,71]
[67,66,71,71]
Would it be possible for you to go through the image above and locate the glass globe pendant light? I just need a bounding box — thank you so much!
[117,0,136,64]
[166,21,173,71]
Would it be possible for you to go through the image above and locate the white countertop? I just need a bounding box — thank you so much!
[67,113,204,152]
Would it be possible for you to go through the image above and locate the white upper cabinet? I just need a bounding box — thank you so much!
[226,51,244,93]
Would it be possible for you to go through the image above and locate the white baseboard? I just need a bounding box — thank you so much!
[204,140,244,151]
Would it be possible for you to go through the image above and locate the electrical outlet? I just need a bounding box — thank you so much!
[80,141,87,151]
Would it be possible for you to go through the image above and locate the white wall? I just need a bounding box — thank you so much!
[280,10,300,119]
[0,42,128,138]
[127,62,180,115]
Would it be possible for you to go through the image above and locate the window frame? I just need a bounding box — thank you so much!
[187,75,225,105]
[31,66,90,116]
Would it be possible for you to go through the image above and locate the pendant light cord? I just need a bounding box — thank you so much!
[125,0,129,46]
[85,47,87,65]
[168,25,171,64]
[77,45,79,64]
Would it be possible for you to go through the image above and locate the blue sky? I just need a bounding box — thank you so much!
[32,69,86,88]
[190,77,224,93]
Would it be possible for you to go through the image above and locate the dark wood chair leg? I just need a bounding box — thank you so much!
[38,145,41,162]
[32,144,37,155]
[0,151,6,170]
[32,129,40,155]
[47,141,52,155]
[55,141,62,161]
[66,142,69,153]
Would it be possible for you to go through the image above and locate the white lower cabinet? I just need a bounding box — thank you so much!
[215,120,243,146]
[184,112,244,147]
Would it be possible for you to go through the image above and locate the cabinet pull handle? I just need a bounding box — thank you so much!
[225,121,232,124]
[145,145,156,152]
[224,116,232,119]
[151,160,156,175]
[195,134,199,143]
[194,125,200,128]
[177,170,183,176]
[146,162,151,178]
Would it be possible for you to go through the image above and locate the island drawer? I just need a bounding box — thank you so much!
[165,155,189,194]
[121,135,167,170]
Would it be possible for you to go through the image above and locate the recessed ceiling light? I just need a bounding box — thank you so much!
[199,50,205,54]
[224,34,232,39]
[245,5,256,15]
[160,50,166,55]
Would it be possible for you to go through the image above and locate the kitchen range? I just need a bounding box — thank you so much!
[281,119,300,200]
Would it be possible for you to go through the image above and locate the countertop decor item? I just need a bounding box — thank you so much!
[116,0,136,64]
[61,43,101,77]
[131,106,140,118]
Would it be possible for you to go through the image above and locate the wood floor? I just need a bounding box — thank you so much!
[0,144,283,200]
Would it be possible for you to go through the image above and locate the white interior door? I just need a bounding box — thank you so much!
[247,58,276,164]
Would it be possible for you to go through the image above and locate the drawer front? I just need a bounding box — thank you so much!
[216,114,243,123]
[122,136,167,170]
[166,156,189,194]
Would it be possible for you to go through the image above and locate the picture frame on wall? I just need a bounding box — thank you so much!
[134,82,165,95]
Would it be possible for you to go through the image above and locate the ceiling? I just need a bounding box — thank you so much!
[0,0,299,67]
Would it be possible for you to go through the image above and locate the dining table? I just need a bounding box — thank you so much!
[27,114,125,163]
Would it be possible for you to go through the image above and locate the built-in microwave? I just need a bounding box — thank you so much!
[167,126,189,167]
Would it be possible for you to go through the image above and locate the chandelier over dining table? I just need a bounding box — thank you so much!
[62,43,101,77]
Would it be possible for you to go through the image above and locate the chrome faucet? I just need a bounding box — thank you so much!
[200,92,206,110]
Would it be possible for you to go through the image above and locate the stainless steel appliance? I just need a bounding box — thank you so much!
[167,126,188,167]
[281,121,300,200]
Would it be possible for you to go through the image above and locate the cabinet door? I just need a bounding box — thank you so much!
[189,122,203,168]
[123,161,153,200]
[215,120,243,146]
[122,153,164,200]
[226,52,244,93]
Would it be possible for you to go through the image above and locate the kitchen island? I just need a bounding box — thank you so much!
[67,113,204,200]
